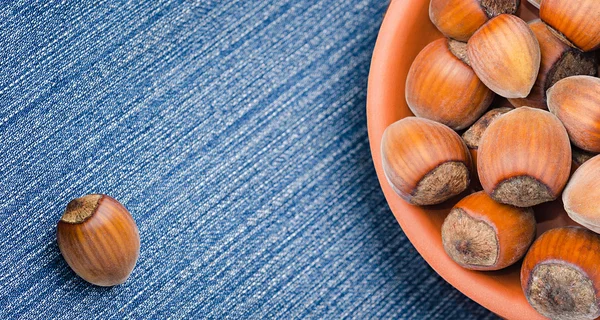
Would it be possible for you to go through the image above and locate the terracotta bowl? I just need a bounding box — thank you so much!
[366,1,581,319]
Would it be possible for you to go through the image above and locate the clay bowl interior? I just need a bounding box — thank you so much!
[367,1,581,319]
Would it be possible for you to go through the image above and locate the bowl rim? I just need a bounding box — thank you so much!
[366,1,545,319]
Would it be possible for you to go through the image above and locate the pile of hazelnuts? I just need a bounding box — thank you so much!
[381,0,600,318]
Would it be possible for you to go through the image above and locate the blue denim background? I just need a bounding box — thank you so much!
[0,1,497,318]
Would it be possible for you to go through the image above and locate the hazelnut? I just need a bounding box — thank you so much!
[508,20,598,109]
[442,191,535,271]
[462,107,512,189]
[405,38,494,130]
[467,14,541,98]
[548,76,600,152]
[429,0,519,42]
[540,0,600,52]
[477,107,571,207]
[381,117,471,205]
[563,155,600,233]
[521,227,600,320]
[57,194,140,286]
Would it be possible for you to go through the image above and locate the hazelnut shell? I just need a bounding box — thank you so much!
[548,76,600,153]
[57,194,140,286]
[381,117,471,205]
[467,14,541,98]
[563,155,600,233]
[477,107,571,207]
[521,227,600,320]
[406,38,494,130]
[429,0,519,41]
[508,20,598,109]
[442,191,535,271]
[540,0,600,52]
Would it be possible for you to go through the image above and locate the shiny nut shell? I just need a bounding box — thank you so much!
[508,20,598,109]
[381,117,471,205]
[477,107,571,207]
[429,0,488,42]
[540,0,600,52]
[57,194,140,286]
[467,14,540,98]
[406,38,494,130]
[429,0,519,42]
[563,155,600,233]
[442,191,535,271]
[548,76,600,153]
[521,227,600,320]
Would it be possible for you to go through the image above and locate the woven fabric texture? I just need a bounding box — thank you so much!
[0,1,497,318]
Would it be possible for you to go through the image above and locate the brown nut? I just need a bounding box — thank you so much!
[381,117,471,205]
[57,194,140,286]
[521,227,600,320]
[508,20,598,109]
[540,0,600,52]
[477,107,571,207]
[563,155,600,233]
[467,14,541,98]
[405,38,494,130]
[429,0,519,42]
[548,76,600,153]
[442,191,535,271]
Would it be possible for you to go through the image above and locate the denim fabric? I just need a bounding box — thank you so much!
[0,1,497,319]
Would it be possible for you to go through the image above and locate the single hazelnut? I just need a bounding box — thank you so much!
[57,194,140,286]
[508,20,598,109]
[477,107,571,207]
[563,155,600,233]
[467,14,541,98]
[442,191,535,271]
[521,227,600,320]
[381,117,471,205]
[462,107,512,189]
[572,146,597,170]
[405,38,494,130]
[540,0,600,52]
[429,0,519,42]
[548,76,600,152]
